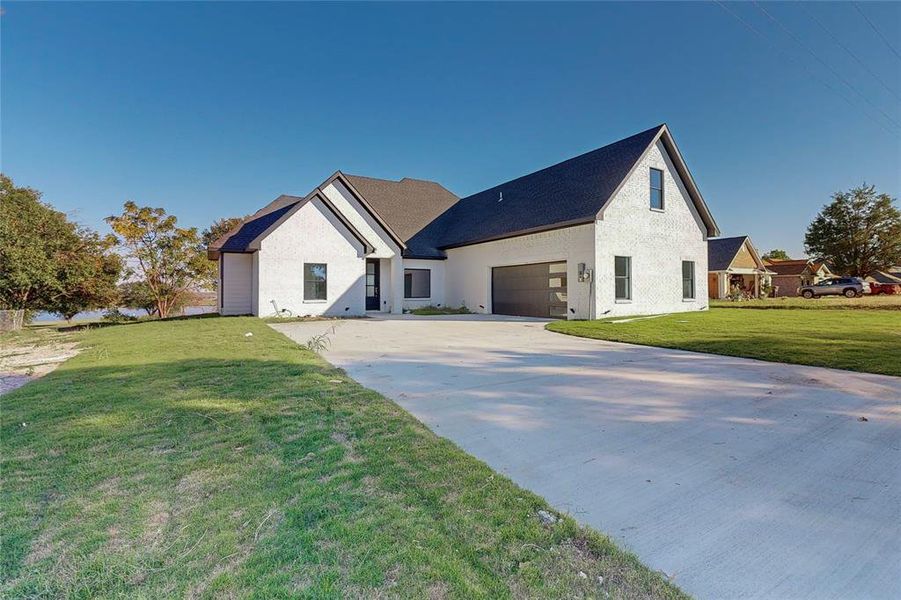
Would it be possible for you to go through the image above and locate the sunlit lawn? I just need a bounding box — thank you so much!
[1,317,682,599]
[548,308,901,377]
[710,294,901,310]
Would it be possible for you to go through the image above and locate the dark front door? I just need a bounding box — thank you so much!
[365,259,380,310]
[491,261,568,318]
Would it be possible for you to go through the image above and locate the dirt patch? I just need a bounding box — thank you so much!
[142,500,172,547]
[24,528,58,566]
[331,430,362,463]
[428,581,449,600]
[0,337,79,395]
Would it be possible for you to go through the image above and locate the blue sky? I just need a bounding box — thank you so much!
[3,1,899,258]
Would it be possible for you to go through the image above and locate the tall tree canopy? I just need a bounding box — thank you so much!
[106,202,213,319]
[804,185,901,277]
[0,174,122,318]
[202,215,245,248]
[762,249,790,261]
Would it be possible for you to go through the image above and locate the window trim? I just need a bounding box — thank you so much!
[682,260,696,300]
[303,262,327,302]
[650,167,664,211]
[614,256,632,301]
[403,268,431,299]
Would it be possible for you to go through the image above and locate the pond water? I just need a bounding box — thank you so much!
[33,305,217,322]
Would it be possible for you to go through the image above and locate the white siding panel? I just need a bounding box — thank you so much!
[595,140,709,317]
[256,198,367,317]
[444,224,595,319]
[221,253,253,315]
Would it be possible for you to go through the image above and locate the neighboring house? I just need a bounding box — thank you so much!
[866,268,901,284]
[764,259,834,297]
[209,124,719,319]
[707,236,773,298]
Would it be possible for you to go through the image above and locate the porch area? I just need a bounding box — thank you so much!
[708,270,769,299]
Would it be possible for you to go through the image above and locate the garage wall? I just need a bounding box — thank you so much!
[595,140,709,317]
[401,258,446,310]
[444,223,595,319]
[256,198,368,317]
[220,253,254,315]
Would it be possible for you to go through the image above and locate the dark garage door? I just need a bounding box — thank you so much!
[491,262,568,318]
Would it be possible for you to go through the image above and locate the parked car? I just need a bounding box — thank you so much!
[799,277,870,299]
[869,282,900,295]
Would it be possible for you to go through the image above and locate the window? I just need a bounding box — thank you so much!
[682,260,695,299]
[404,269,430,299]
[615,256,631,300]
[650,167,664,210]
[303,263,327,300]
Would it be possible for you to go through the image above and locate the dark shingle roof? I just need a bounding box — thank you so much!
[869,270,901,284]
[342,175,459,243]
[218,199,300,252]
[708,236,749,271]
[406,125,665,257]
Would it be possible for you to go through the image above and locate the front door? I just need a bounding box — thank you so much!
[365,259,380,310]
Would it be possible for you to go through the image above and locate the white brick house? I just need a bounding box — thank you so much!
[209,124,719,319]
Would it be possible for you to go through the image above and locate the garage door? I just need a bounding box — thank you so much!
[491,261,568,318]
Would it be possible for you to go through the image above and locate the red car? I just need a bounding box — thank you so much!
[869,282,900,295]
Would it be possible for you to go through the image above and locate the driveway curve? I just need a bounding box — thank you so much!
[272,315,901,599]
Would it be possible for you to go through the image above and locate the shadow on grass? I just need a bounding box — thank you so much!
[53,311,225,333]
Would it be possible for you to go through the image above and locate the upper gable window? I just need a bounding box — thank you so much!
[650,168,664,210]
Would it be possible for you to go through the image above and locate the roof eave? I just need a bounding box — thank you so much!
[437,217,595,251]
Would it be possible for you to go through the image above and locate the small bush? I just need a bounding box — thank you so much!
[101,308,138,323]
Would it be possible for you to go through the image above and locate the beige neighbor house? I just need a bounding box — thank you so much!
[706,236,773,299]
[765,259,835,297]
[208,124,720,319]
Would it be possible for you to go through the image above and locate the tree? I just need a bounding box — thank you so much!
[762,249,790,261]
[119,280,202,317]
[202,216,245,248]
[51,232,122,321]
[804,184,901,277]
[1,175,67,310]
[0,174,122,318]
[106,202,213,319]
[118,281,158,316]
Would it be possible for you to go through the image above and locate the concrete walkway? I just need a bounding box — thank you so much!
[272,315,901,599]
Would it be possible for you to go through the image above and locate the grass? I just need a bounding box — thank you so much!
[710,294,901,310]
[409,305,472,316]
[548,308,901,377]
[1,317,682,599]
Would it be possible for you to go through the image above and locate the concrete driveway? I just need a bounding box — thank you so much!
[272,315,901,599]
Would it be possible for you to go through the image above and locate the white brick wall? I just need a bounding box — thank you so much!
[256,199,368,317]
[444,224,595,318]
[594,140,709,317]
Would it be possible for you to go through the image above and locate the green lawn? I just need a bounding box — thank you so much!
[710,295,901,310]
[548,308,901,377]
[1,317,681,599]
